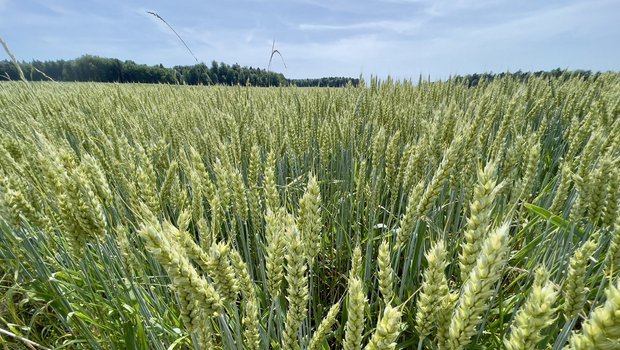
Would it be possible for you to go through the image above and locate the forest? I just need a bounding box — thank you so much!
[1,55,603,88]
[0,55,359,87]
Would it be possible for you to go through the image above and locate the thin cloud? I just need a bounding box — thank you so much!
[1,0,618,79]
[436,0,615,47]
[299,20,423,34]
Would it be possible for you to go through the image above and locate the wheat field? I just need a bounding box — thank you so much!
[0,75,619,349]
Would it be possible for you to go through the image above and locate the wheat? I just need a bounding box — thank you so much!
[298,174,322,262]
[568,280,620,349]
[364,305,403,350]
[229,249,261,350]
[416,239,449,339]
[282,224,308,350]
[308,302,341,350]
[459,161,502,281]
[139,218,222,346]
[377,238,394,304]
[1,75,619,349]
[265,208,289,297]
[344,276,366,350]
[447,223,510,350]
[563,239,597,320]
[503,267,558,350]
[205,241,240,303]
[264,151,280,211]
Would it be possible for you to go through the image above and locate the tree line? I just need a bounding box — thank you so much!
[0,55,605,87]
[452,68,604,87]
[0,55,360,87]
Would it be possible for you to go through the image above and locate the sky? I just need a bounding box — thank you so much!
[0,0,618,80]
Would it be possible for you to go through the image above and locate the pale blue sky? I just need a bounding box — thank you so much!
[0,0,618,79]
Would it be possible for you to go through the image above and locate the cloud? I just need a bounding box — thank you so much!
[2,0,618,79]
[299,20,423,34]
[272,0,620,79]
[377,0,430,3]
[244,30,255,44]
[274,34,393,78]
[435,0,614,48]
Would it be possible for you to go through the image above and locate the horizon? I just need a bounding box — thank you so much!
[5,53,611,82]
[1,0,619,80]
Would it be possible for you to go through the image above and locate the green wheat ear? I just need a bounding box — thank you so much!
[448,223,511,350]
[282,224,308,350]
[459,161,503,282]
[365,304,403,350]
[229,249,261,350]
[345,246,367,350]
[377,238,395,305]
[568,280,620,349]
[308,301,341,350]
[563,238,597,320]
[298,173,322,263]
[416,239,449,339]
[503,266,558,350]
[0,36,26,81]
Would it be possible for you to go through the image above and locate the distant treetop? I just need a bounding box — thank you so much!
[0,55,360,87]
[0,55,604,87]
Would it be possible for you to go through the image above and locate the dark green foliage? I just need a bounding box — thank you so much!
[453,68,602,87]
[0,56,363,87]
[0,56,290,86]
